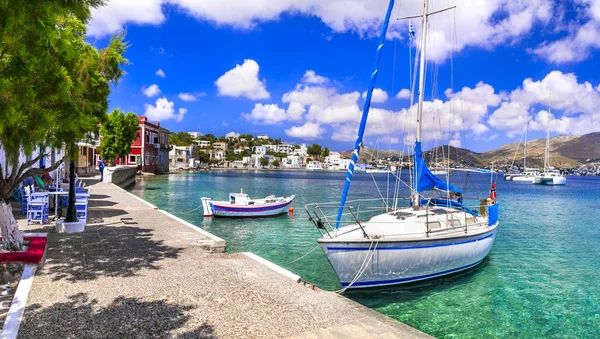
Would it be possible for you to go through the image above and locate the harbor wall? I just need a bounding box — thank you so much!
[103,165,137,188]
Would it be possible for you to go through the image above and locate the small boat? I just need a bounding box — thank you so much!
[511,170,540,182]
[366,168,391,174]
[201,189,295,217]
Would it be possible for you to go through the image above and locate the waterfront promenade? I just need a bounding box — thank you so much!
[15,180,430,338]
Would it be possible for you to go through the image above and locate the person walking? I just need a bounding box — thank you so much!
[98,158,105,182]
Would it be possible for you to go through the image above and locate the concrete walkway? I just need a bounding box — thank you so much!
[16,180,431,338]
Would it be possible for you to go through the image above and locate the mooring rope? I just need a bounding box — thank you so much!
[288,244,321,265]
[336,239,380,294]
[179,204,204,214]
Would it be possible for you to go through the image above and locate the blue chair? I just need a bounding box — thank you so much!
[75,197,89,223]
[19,188,27,215]
[26,191,49,225]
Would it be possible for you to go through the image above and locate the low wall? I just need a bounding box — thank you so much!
[103,165,137,188]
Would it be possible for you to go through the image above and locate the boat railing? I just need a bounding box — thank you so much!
[305,198,411,238]
[306,198,494,239]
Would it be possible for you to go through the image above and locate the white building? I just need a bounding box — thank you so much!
[188,132,202,139]
[169,146,192,171]
[277,143,294,154]
[211,150,226,160]
[306,161,323,170]
[1,145,67,182]
[197,140,211,148]
[282,156,302,168]
[256,135,269,140]
[213,142,228,151]
[253,146,268,155]
[294,144,308,157]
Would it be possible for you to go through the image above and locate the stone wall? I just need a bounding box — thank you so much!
[103,165,137,188]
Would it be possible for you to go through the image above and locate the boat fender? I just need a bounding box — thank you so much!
[289,207,294,215]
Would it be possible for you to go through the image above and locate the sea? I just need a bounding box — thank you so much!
[129,170,600,338]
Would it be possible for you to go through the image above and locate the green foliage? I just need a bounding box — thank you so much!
[306,158,313,162]
[272,160,280,168]
[170,131,193,146]
[260,157,269,168]
[0,0,127,190]
[239,134,253,140]
[266,151,288,158]
[99,109,139,163]
[322,147,330,157]
[198,151,210,163]
[199,134,217,143]
[307,144,322,157]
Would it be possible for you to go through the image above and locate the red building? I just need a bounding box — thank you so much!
[119,116,170,173]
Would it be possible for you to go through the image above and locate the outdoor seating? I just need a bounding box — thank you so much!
[26,187,49,225]
[75,195,89,223]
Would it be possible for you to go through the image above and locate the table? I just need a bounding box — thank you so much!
[47,191,91,219]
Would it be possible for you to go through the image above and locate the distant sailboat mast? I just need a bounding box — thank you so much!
[545,94,552,172]
[524,119,527,170]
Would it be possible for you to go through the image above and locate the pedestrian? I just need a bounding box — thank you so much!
[98,158,105,182]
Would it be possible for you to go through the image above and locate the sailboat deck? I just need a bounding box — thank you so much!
[320,206,493,243]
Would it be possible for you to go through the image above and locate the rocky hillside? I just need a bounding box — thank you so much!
[341,132,600,169]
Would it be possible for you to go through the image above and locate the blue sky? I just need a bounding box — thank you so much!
[89,0,600,153]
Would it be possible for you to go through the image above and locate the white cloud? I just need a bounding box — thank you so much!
[156,69,166,78]
[142,84,161,97]
[144,98,186,122]
[282,85,361,124]
[178,92,200,101]
[215,59,270,100]
[226,132,240,138]
[303,70,328,84]
[396,88,411,99]
[87,0,165,38]
[222,121,229,126]
[489,70,600,136]
[286,102,305,121]
[285,122,325,140]
[532,1,600,63]
[87,0,569,63]
[242,103,287,125]
[362,88,388,103]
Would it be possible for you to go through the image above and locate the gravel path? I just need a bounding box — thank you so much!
[16,180,431,338]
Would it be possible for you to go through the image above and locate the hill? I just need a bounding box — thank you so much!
[339,132,600,169]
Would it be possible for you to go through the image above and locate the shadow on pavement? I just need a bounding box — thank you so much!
[21,293,216,338]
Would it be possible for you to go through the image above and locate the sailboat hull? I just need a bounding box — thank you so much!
[319,226,498,288]
[532,176,566,185]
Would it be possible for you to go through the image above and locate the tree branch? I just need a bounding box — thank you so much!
[10,155,67,194]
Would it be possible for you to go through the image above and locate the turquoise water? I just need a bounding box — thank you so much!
[129,171,600,338]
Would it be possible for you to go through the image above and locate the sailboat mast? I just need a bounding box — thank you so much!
[413,0,429,208]
[334,0,395,228]
[415,0,429,143]
[545,94,551,172]
[524,119,527,170]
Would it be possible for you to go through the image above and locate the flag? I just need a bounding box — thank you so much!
[408,22,416,40]
[489,182,497,200]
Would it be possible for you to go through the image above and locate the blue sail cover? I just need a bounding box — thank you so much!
[414,141,462,194]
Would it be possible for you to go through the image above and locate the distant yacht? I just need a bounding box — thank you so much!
[505,117,539,182]
[532,97,566,185]
[366,167,391,174]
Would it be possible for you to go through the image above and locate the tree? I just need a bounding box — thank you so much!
[322,147,330,157]
[99,110,139,164]
[170,131,193,146]
[272,160,280,168]
[198,151,210,164]
[260,157,269,168]
[0,0,128,250]
[307,144,322,158]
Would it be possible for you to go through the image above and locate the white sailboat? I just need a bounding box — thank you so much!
[305,0,499,289]
[507,121,540,182]
[532,98,566,185]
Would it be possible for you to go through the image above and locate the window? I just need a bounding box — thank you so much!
[146,131,149,143]
[81,147,86,156]
[129,155,137,163]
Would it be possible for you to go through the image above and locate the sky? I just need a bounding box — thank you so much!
[88,0,600,153]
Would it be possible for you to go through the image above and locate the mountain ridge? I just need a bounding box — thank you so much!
[340,132,600,169]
